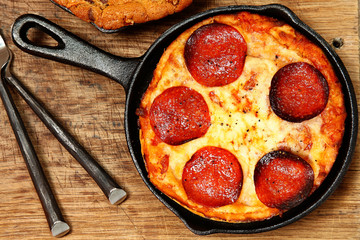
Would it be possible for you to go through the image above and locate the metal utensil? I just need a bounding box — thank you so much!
[11,5,358,234]
[0,33,70,238]
[2,38,127,205]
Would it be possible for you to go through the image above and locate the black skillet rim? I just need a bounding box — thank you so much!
[125,4,358,235]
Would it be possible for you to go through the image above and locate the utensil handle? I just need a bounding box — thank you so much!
[0,75,69,237]
[5,70,127,205]
[11,14,140,92]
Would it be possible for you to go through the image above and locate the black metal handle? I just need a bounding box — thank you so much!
[4,57,127,205]
[11,14,141,92]
[0,72,69,237]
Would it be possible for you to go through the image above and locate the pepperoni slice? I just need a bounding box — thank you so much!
[254,151,314,210]
[182,146,243,207]
[270,62,329,122]
[184,23,247,87]
[149,86,211,145]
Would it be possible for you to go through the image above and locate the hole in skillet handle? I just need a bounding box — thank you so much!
[26,27,60,48]
[11,14,141,92]
[17,19,65,50]
[27,28,60,48]
[12,14,82,66]
[126,4,357,235]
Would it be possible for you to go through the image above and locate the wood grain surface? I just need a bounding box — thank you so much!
[0,0,359,239]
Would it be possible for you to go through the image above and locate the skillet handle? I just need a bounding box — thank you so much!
[11,14,140,92]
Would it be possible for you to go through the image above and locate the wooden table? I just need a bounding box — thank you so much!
[0,0,359,239]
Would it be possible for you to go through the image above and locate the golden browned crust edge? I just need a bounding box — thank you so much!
[52,0,193,30]
[138,11,346,222]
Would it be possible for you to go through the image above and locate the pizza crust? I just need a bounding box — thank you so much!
[52,0,193,30]
[138,12,346,222]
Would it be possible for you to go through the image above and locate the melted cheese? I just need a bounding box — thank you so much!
[138,12,346,222]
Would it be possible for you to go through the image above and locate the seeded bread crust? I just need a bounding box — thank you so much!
[52,0,193,30]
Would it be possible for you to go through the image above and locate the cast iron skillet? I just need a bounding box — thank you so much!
[11,4,358,234]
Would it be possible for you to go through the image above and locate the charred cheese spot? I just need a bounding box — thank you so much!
[160,155,170,174]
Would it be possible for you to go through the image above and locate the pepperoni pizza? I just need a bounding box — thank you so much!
[137,12,346,222]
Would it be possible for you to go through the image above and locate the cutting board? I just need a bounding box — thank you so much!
[0,0,359,239]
